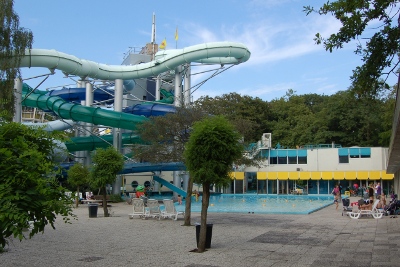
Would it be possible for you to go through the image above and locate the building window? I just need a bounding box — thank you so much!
[339,148,349,163]
[360,148,371,158]
[288,150,297,164]
[277,150,288,164]
[297,150,307,164]
[270,156,277,164]
[298,156,307,164]
[339,148,370,162]
[349,148,360,158]
[269,150,277,164]
[278,156,287,164]
[288,156,297,164]
[339,155,349,163]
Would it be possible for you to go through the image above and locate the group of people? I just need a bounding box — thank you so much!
[332,182,386,211]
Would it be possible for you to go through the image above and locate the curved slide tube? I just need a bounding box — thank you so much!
[22,90,148,131]
[48,87,115,104]
[22,85,176,150]
[24,119,75,131]
[18,42,250,80]
[59,161,185,177]
[65,133,143,152]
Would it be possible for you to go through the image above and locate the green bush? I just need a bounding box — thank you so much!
[109,194,123,203]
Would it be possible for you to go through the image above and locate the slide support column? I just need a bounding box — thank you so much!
[184,64,191,106]
[174,65,182,107]
[112,79,123,195]
[13,78,23,123]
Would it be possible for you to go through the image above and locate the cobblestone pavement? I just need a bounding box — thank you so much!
[1,197,399,267]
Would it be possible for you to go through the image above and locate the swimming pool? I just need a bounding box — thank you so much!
[176,194,336,215]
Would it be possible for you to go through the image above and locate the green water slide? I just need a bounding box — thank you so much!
[22,89,147,131]
[65,133,143,152]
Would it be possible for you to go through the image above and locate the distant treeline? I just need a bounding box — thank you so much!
[194,88,395,148]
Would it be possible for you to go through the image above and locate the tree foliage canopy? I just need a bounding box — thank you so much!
[90,147,124,217]
[304,1,400,95]
[0,122,73,250]
[90,147,124,189]
[0,0,33,121]
[133,106,207,163]
[67,162,90,208]
[184,115,243,187]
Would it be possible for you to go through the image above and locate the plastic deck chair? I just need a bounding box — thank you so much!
[146,199,161,220]
[128,198,146,219]
[161,199,184,220]
[348,199,383,219]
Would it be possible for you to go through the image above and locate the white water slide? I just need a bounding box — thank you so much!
[19,42,250,80]
[18,42,251,132]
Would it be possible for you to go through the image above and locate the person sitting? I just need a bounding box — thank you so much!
[360,187,375,210]
[360,199,373,210]
[377,193,386,210]
[86,191,94,200]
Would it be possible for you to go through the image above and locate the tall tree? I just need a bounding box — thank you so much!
[184,116,243,253]
[0,0,33,121]
[67,163,90,208]
[195,93,272,142]
[304,1,400,95]
[133,106,207,226]
[0,122,74,251]
[90,147,124,217]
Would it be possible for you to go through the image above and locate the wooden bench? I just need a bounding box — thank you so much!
[82,195,112,206]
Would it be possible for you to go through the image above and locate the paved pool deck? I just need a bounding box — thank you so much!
[1,196,399,267]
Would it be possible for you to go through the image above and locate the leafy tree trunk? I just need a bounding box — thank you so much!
[197,182,210,253]
[101,187,109,217]
[183,176,193,226]
[75,185,80,208]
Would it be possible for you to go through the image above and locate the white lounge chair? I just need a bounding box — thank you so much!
[347,203,361,219]
[348,199,383,219]
[128,198,146,219]
[145,199,161,220]
[161,199,184,220]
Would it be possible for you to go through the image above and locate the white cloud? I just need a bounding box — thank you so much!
[181,13,343,69]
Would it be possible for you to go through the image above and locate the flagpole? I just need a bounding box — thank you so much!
[175,26,178,49]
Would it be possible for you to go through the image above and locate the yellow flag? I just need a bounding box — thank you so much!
[175,27,178,41]
[159,38,167,49]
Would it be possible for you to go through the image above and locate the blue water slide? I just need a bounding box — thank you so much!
[123,103,176,117]
[59,162,187,197]
[153,175,187,197]
[49,87,115,103]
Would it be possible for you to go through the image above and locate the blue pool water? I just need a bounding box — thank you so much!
[173,194,336,215]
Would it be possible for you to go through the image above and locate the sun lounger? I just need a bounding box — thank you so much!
[145,199,161,220]
[128,198,146,219]
[161,199,184,220]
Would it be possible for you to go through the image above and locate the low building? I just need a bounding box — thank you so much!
[227,133,393,195]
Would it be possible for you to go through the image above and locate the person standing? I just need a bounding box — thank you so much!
[338,183,343,202]
[368,184,375,202]
[332,185,340,210]
[375,182,382,198]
